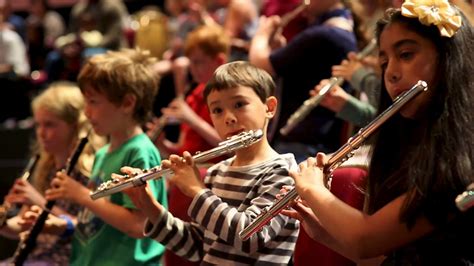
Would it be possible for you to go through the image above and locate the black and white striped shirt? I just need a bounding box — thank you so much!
[144,153,299,265]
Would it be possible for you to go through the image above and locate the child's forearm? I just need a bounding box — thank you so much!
[299,187,433,260]
[78,195,149,238]
[137,194,166,224]
[144,209,204,262]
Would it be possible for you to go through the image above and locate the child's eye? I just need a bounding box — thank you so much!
[211,107,222,114]
[234,101,247,109]
[399,51,414,60]
[379,60,388,71]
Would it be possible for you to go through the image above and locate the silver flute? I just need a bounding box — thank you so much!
[239,80,428,241]
[455,183,474,211]
[90,129,264,200]
[148,116,167,142]
[280,39,378,136]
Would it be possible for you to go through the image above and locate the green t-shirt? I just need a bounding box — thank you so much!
[72,133,167,266]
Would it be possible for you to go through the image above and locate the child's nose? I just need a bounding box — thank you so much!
[385,61,401,84]
[224,111,237,125]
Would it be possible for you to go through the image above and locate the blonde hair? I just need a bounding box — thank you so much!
[184,24,230,58]
[30,82,104,193]
[78,48,159,124]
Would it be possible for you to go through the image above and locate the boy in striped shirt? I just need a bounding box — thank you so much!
[123,61,299,265]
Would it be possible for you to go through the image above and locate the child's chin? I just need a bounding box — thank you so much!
[399,107,419,120]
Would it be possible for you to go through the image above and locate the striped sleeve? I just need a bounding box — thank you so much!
[188,166,297,254]
[143,208,204,262]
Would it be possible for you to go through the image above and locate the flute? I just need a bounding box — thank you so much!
[269,0,310,44]
[148,116,167,142]
[0,154,40,227]
[90,129,264,200]
[12,132,90,266]
[279,38,378,136]
[455,183,474,212]
[239,80,428,241]
[148,94,186,141]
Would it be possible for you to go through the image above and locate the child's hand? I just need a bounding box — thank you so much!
[361,55,379,71]
[17,205,42,232]
[45,171,90,204]
[162,151,205,198]
[280,199,326,242]
[255,15,281,39]
[310,79,349,113]
[4,179,46,208]
[332,51,364,81]
[289,153,328,197]
[120,166,166,222]
[118,167,152,209]
[19,205,67,235]
[162,98,197,125]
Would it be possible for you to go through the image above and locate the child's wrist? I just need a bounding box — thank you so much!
[58,215,75,238]
[185,184,206,198]
[76,186,91,205]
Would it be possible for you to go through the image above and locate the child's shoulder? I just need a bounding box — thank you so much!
[109,133,160,165]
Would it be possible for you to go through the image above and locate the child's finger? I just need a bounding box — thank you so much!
[280,208,300,220]
[120,166,141,176]
[316,152,328,166]
[182,151,194,165]
[288,170,300,181]
[306,157,316,167]
[161,159,172,169]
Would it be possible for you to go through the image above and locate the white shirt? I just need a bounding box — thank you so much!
[0,27,30,77]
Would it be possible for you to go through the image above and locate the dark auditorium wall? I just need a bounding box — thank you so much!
[0,128,35,260]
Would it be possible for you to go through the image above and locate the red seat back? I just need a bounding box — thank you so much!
[293,167,367,266]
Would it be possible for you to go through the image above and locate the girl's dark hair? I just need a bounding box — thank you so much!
[368,8,474,227]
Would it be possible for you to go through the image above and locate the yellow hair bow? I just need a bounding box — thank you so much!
[401,0,462,37]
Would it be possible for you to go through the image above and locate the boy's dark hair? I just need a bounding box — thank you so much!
[368,7,474,227]
[204,61,275,103]
[78,48,159,124]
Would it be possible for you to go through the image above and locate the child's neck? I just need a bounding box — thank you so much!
[232,140,279,167]
[108,125,143,152]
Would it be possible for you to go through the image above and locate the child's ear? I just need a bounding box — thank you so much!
[265,96,277,118]
[122,93,137,115]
